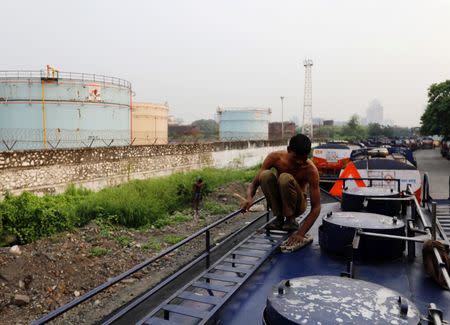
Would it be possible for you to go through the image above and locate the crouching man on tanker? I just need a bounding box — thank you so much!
[240,134,321,251]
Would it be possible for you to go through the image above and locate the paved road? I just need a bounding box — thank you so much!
[414,148,450,199]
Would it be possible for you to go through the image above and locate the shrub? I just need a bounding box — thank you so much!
[0,186,90,244]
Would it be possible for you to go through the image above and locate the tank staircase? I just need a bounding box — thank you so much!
[139,206,311,325]
[422,174,450,240]
[435,199,450,238]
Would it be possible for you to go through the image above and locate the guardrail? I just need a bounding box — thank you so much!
[0,70,131,88]
[32,196,268,324]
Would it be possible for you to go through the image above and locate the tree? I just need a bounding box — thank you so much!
[191,119,219,140]
[315,125,338,140]
[421,80,450,136]
[367,123,383,137]
[340,115,367,140]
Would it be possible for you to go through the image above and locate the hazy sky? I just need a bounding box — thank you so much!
[2,0,450,126]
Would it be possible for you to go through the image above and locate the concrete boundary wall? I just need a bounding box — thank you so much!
[0,140,286,196]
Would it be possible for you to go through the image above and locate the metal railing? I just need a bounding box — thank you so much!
[32,197,268,324]
[0,70,131,88]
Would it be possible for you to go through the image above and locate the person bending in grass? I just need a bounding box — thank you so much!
[240,134,321,248]
[192,178,204,218]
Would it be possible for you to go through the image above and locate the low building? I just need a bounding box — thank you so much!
[132,102,169,145]
[269,122,296,141]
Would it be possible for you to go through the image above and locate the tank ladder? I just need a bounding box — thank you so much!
[138,201,312,325]
[130,192,311,325]
[435,199,450,238]
[138,230,285,325]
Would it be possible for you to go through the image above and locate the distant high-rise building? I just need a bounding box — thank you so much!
[366,99,383,125]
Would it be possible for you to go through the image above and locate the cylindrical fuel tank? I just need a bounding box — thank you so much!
[0,70,131,151]
[342,187,401,216]
[263,276,421,325]
[318,211,405,259]
[217,107,270,141]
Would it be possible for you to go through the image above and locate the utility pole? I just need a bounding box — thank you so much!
[302,59,313,140]
[280,96,284,140]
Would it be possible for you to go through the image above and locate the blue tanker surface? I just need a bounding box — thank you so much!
[217,202,450,324]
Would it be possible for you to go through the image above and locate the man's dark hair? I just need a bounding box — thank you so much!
[288,134,311,156]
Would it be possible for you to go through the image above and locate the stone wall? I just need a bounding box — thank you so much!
[0,140,286,196]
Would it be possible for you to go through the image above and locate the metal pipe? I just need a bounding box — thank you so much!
[206,230,211,268]
[357,230,428,243]
[281,102,284,140]
[428,303,443,325]
[432,247,450,290]
[368,197,413,201]
[413,196,431,229]
[41,81,47,148]
[407,220,416,260]
[432,202,437,240]
[422,172,429,207]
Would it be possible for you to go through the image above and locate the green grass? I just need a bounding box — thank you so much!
[0,166,259,245]
[154,211,192,229]
[90,246,110,257]
[203,201,236,215]
[142,238,162,251]
[163,235,185,245]
[115,236,132,247]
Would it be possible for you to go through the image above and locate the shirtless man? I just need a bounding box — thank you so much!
[240,134,321,247]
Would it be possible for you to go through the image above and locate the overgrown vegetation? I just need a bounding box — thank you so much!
[314,115,415,141]
[421,80,450,136]
[0,167,257,245]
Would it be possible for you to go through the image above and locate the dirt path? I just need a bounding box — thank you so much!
[0,182,265,325]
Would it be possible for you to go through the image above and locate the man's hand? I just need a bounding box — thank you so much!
[285,231,304,246]
[240,199,252,212]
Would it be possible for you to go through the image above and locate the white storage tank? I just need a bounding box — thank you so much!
[217,107,271,141]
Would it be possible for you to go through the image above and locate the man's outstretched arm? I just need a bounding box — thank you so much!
[240,153,276,212]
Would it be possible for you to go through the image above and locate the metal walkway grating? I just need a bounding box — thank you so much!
[436,199,450,237]
[138,231,286,325]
